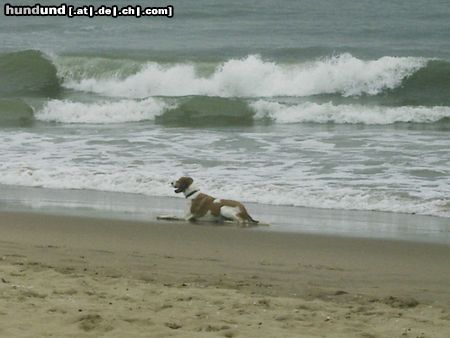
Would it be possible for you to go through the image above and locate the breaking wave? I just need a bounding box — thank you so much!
[0,50,60,97]
[61,54,427,98]
[251,100,450,125]
[36,98,168,124]
[34,96,450,126]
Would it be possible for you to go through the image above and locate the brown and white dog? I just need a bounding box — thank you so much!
[171,176,258,225]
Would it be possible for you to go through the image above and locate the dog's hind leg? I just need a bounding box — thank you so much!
[220,206,245,224]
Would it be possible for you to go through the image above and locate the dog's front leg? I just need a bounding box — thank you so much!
[185,213,196,222]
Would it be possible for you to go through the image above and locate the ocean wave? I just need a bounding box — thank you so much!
[3,50,449,107]
[385,60,450,106]
[0,98,34,127]
[54,55,143,82]
[61,54,427,98]
[251,101,450,124]
[155,96,254,126]
[36,98,168,123]
[0,50,60,97]
[34,96,450,126]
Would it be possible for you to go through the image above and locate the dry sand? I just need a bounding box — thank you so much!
[0,211,449,337]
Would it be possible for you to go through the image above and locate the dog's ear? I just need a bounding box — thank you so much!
[185,177,193,186]
[178,176,193,191]
[177,176,194,192]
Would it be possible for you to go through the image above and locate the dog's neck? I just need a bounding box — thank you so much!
[184,184,200,199]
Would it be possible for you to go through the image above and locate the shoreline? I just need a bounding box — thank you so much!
[1,184,449,244]
[0,210,449,337]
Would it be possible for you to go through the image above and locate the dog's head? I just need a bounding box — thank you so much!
[171,176,194,194]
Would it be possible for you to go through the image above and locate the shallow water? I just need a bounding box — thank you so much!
[1,185,449,244]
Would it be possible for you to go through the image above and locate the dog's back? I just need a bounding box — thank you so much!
[191,193,258,224]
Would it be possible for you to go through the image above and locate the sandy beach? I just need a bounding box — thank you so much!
[0,211,449,337]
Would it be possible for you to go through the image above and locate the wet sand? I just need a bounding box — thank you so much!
[0,211,449,337]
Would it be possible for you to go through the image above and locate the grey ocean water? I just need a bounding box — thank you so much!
[0,0,449,240]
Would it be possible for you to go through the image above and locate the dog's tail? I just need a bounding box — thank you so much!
[243,210,258,224]
[238,206,259,224]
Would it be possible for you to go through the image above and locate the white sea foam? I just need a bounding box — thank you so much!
[34,97,450,125]
[36,98,168,123]
[0,165,448,218]
[251,101,450,124]
[62,54,427,98]
[0,128,448,219]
